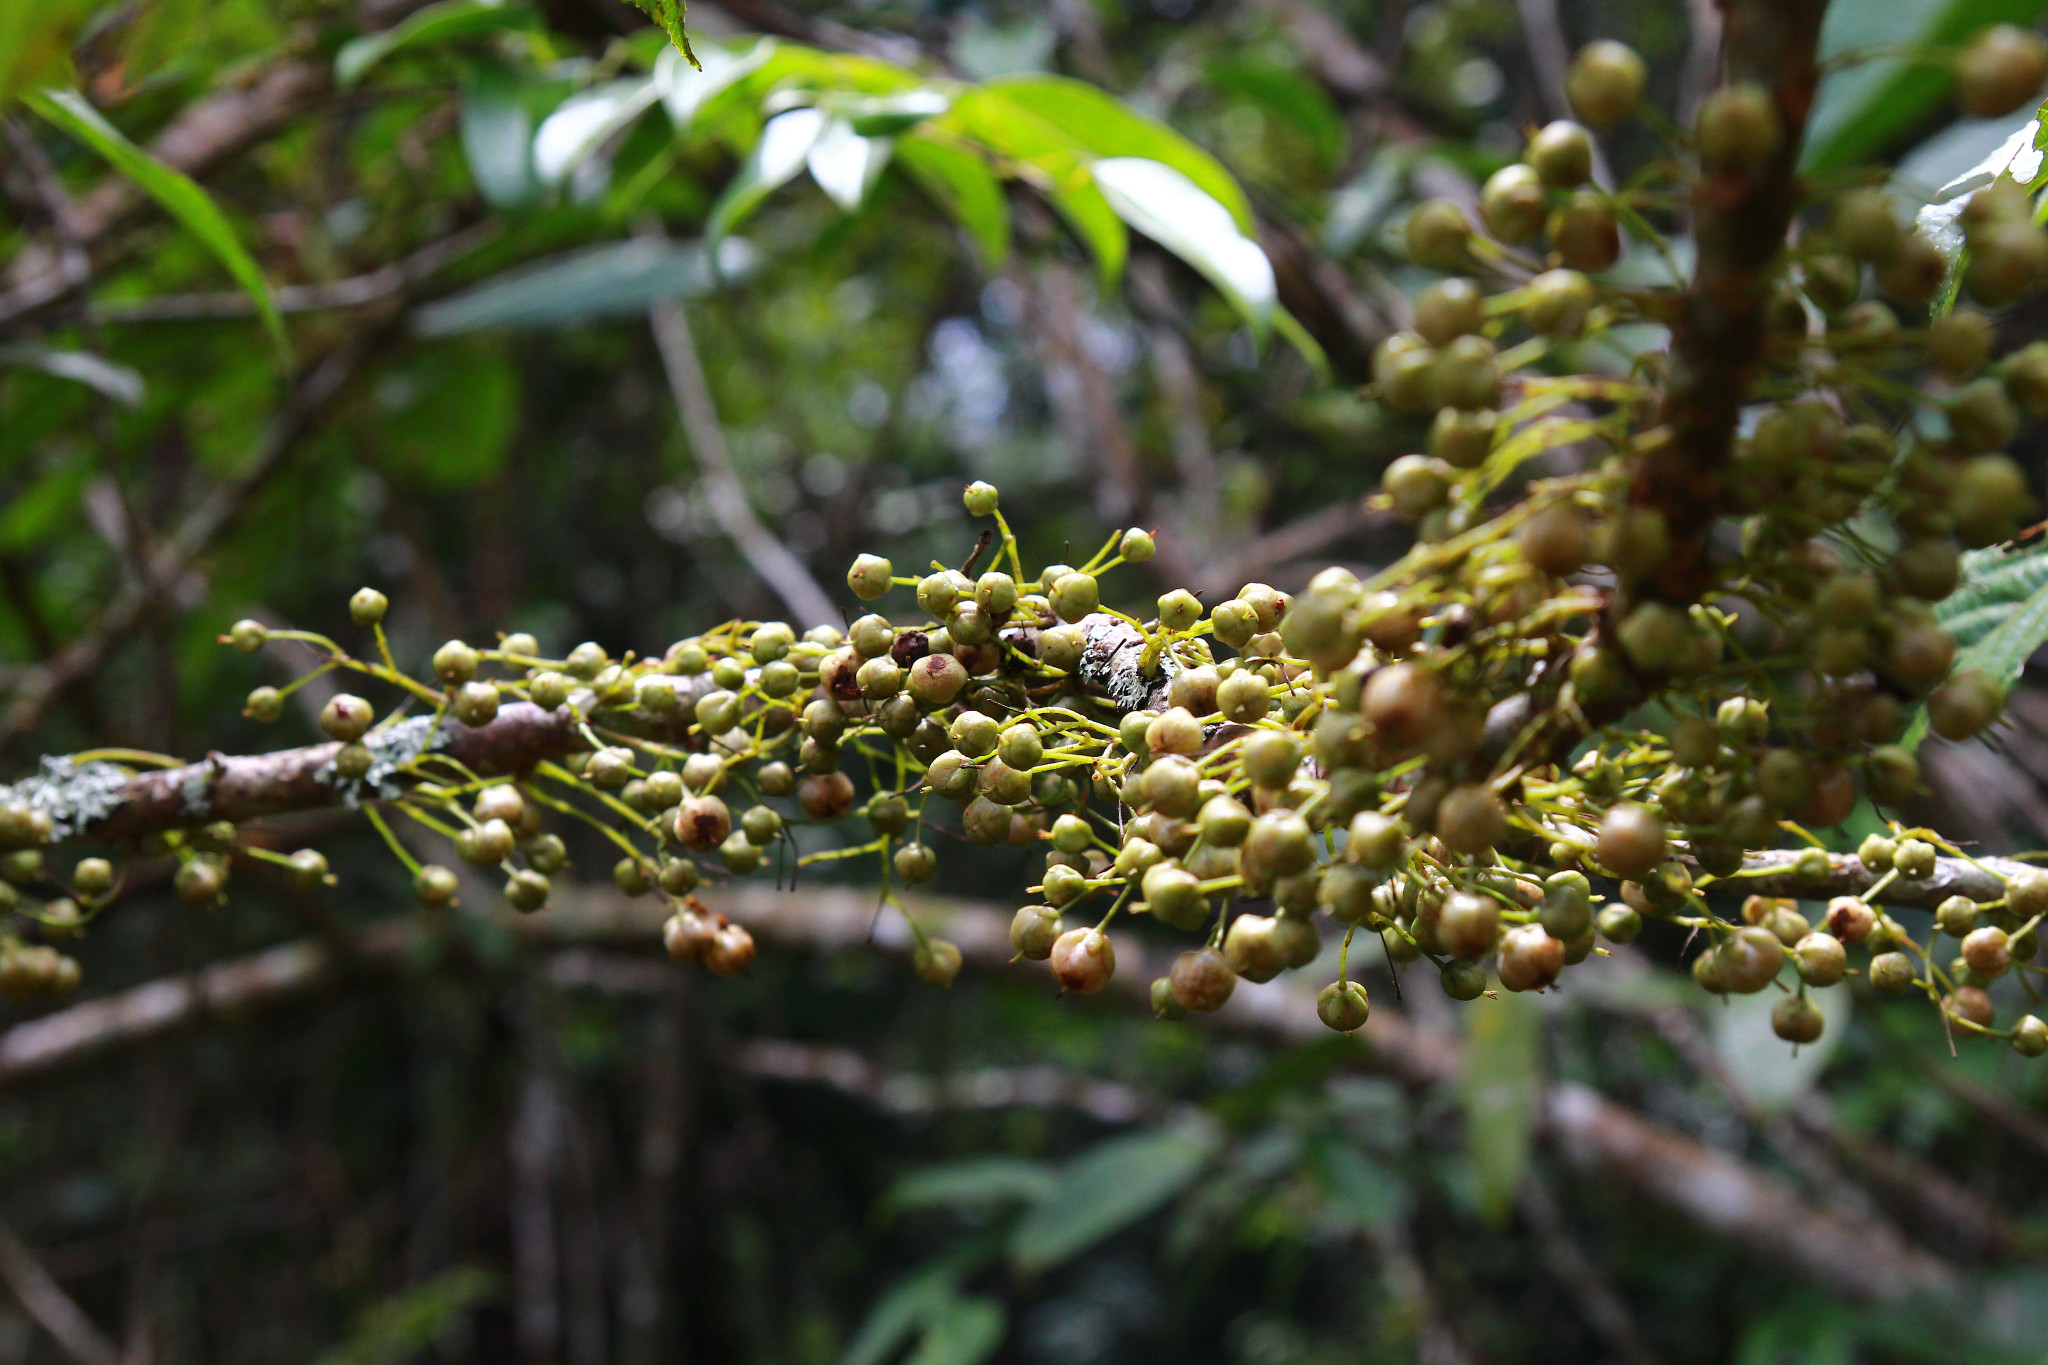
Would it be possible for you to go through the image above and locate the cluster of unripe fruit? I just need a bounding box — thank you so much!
[12,28,2048,1046]
[0,808,332,999]
[1679,830,2048,1055]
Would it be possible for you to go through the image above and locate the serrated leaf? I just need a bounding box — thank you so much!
[1458,992,1540,1226]
[412,237,755,335]
[1092,156,1274,331]
[532,76,664,187]
[883,1156,1056,1216]
[896,134,1010,265]
[26,89,285,358]
[981,75,1254,232]
[1008,1122,1217,1273]
[335,0,535,86]
[806,118,891,212]
[1906,572,2048,750]
[620,0,697,69]
[706,107,828,240]
[1804,0,2048,172]
[1934,541,2048,635]
[0,344,144,407]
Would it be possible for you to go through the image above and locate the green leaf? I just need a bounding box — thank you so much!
[1458,992,1540,1226]
[839,89,952,137]
[412,237,755,335]
[1008,1122,1218,1273]
[806,118,892,212]
[26,89,285,357]
[840,1267,960,1365]
[883,1156,1057,1216]
[334,0,536,86]
[904,1296,1004,1365]
[659,38,773,134]
[0,344,144,407]
[0,0,96,105]
[706,107,828,241]
[981,75,1254,232]
[1933,541,2048,641]
[621,0,698,70]
[1091,156,1275,331]
[896,135,1011,265]
[532,75,664,187]
[1803,0,2048,172]
[458,61,538,208]
[938,89,1127,286]
[1904,558,2048,750]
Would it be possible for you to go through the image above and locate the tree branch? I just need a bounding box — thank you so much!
[0,1216,121,1365]
[0,881,1962,1303]
[1635,0,1829,602]
[647,296,839,629]
[84,222,498,323]
[1703,847,2039,908]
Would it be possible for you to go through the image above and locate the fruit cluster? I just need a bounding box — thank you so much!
[4,29,2048,1052]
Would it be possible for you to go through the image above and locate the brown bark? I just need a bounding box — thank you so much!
[1634,0,1830,603]
[16,702,577,846]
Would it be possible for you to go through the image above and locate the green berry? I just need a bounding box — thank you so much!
[320,694,374,743]
[1316,980,1371,1032]
[349,588,389,625]
[1696,83,1781,177]
[432,639,479,685]
[1405,198,1471,270]
[963,480,1000,516]
[1957,24,2048,118]
[1049,572,1100,623]
[245,686,283,723]
[847,554,894,601]
[1480,164,1546,244]
[1565,40,1645,129]
[1528,120,1593,188]
[505,869,551,912]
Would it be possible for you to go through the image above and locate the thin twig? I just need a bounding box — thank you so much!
[1517,1176,1665,1365]
[0,1216,121,1365]
[86,223,500,323]
[647,296,838,628]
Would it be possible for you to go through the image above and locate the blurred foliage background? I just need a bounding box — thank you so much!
[6,0,2048,1362]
